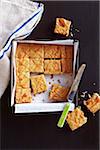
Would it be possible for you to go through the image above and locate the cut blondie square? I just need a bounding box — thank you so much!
[15,87,32,104]
[84,93,100,113]
[61,45,73,59]
[16,71,30,88]
[16,56,30,88]
[29,44,44,58]
[54,18,71,36]
[66,108,87,131]
[30,58,44,73]
[31,74,47,95]
[44,45,60,58]
[49,84,69,102]
[61,59,72,73]
[44,60,61,74]
[16,43,30,58]
[16,57,30,72]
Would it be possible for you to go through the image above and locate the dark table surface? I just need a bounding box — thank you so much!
[0,1,100,150]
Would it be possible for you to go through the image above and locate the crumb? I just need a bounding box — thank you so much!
[57,79,61,83]
[70,32,74,37]
[51,74,53,79]
[93,82,96,86]
[74,28,80,32]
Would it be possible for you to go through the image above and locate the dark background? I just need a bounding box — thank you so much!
[0,1,99,150]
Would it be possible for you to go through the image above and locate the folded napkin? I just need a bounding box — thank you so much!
[0,0,44,98]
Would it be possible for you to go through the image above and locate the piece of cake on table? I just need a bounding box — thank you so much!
[54,18,71,37]
[66,107,87,131]
[84,93,100,113]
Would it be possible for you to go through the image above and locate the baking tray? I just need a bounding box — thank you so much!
[11,39,79,113]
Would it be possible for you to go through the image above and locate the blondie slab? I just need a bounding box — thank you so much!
[49,84,69,101]
[44,60,61,74]
[54,18,71,36]
[29,44,44,58]
[66,108,87,131]
[61,45,73,59]
[31,74,47,95]
[16,87,32,104]
[84,93,100,113]
[16,43,30,58]
[30,58,44,73]
[61,59,72,73]
[44,45,60,58]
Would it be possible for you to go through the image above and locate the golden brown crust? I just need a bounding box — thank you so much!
[16,57,30,89]
[49,84,69,101]
[84,93,100,113]
[66,108,87,131]
[54,18,71,36]
[61,45,73,59]
[44,60,61,74]
[16,43,30,58]
[15,49,31,103]
[16,87,32,104]
[30,58,44,73]
[16,72,30,89]
[44,45,60,58]
[31,74,47,95]
[29,44,44,58]
[61,59,72,73]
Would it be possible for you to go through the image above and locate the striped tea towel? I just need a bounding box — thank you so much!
[0,0,44,98]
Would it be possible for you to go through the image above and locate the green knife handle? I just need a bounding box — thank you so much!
[57,103,71,128]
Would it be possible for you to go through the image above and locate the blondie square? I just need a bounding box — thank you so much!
[61,59,72,73]
[16,87,32,104]
[44,45,60,58]
[31,74,47,95]
[16,43,30,58]
[29,58,44,73]
[84,93,100,113]
[16,57,30,72]
[66,108,87,131]
[49,84,69,101]
[29,44,44,58]
[16,56,30,89]
[54,18,71,36]
[16,71,30,88]
[44,60,61,74]
[61,45,73,59]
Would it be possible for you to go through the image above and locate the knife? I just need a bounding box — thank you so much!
[57,64,86,128]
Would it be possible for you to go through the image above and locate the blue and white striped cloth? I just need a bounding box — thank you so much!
[0,0,44,98]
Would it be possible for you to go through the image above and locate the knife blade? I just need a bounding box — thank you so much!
[57,64,86,128]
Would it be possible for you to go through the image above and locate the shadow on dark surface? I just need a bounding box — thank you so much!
[0,1,99,150]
